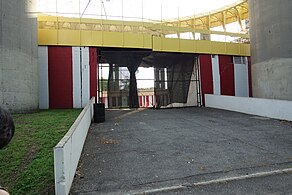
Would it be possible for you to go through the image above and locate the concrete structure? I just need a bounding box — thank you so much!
[0,0,251,111]
[36,1,251,109]
[249,0,292,100]
[205,94,292,121]
[54,98,94,195]
[0,0,38,112]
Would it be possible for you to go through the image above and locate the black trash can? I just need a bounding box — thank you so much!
[94,103,105,123]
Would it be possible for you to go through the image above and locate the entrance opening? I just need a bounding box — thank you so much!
[98,48,201,109]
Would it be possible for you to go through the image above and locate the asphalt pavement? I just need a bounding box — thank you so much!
[70,107,292,195]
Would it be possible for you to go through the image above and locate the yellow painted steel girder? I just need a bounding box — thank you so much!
[162,0,248,30]
[37,0,250,56]
[38,14,249,38]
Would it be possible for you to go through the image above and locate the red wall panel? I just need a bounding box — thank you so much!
[219,55,235,96]
[199,54,213,106]
[146,96,149,107]
[139,96,143,107]
[89,47,98,99]
[248,56,252,97]
[48,47,73,108]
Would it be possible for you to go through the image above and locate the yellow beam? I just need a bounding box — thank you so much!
[162,0,248,30]
[38,26,250,56]
[152,37,250,56]
[37,0,250,56]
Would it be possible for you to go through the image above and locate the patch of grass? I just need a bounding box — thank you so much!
[0,109,81,195]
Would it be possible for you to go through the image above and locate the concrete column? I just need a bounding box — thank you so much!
[0,0,38,112]
[249,0,292,100]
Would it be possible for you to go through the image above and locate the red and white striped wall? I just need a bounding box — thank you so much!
[139,95,155,108]
[38,49,250,109]
[38,46,97,109]
[199,54,252,106]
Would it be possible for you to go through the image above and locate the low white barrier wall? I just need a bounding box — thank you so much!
[205,94,292,121]
[54,98,94,195]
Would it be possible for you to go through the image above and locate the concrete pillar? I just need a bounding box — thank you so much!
[249,0,292,100]
[0,0,38,112]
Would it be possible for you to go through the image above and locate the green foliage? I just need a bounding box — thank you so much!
[100,77,108,91]
[0,109,81,195]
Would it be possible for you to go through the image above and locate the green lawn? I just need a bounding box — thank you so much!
[0,109,81,195]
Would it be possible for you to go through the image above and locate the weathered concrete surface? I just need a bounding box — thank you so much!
[71,108,292,194]
[249,0,292,101]
[249,0,292,63]
[0,0,38,112]
[252,58,292,100]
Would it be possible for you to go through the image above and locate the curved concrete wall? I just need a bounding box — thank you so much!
[249,0,292,100]
[0,0,38,112]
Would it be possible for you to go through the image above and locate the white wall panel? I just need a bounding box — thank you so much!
[72,47,82,108]
[38,46,49,109]
[211,55,221,95]
[149,95,153,106]
[81,47,90,108]
[234,57,249,97]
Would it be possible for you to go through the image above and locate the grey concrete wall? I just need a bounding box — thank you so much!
[249,0,292,100]
[0,0,38,112]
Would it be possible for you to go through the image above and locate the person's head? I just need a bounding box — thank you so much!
[0,188,10,195]
[0,107,15,149]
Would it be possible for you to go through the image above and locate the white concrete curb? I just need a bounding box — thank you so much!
[54,98,94,195]
[205,95,292,121]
